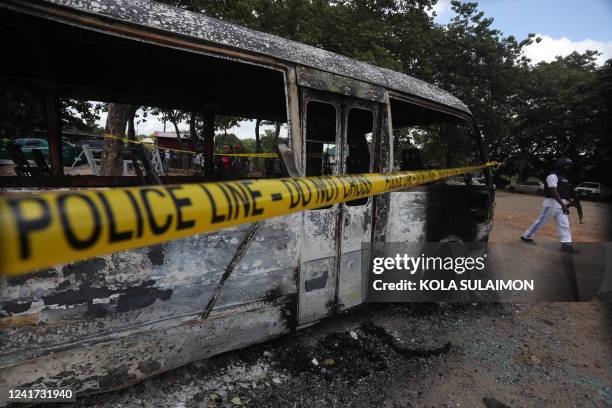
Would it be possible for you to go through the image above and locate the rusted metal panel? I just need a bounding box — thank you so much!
[298,209,339,324]
[337,203,374,312]
[286,67,303,175]
[337,249,364,310]
[0,297,292,405]
[371,103,392,248]
[298,257,336,324]
[296,66,386,103]
[0,214,300,401]
[386,191,428,243]
[336,100,378,311]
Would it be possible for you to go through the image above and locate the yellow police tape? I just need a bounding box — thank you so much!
[103,133,197,155]
[0,162,496,276]
[103,133,279,157]
[216,153,279,158]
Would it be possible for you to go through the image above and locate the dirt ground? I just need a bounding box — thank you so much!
[491,191,610,243]
[74,192,611,408]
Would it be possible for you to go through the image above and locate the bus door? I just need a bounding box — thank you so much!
[337,101,378,311]
[298,89,342,325]
[298,89,379,324]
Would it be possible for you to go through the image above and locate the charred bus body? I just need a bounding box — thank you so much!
[0,0,494,399]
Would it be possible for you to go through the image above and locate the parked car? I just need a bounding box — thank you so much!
[506,180,544,195]
[575,182,610,201]
[0,137,83,166]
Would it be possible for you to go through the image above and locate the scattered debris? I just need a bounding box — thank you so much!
[483,396,511,408]
[360,321,452,358]
[541,318,555,326]
[230,396,242,405]
[74,302,611,408]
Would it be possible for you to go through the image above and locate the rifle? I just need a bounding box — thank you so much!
[570,188,584,224]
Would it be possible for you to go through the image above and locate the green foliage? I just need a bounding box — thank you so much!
[215,132,242,150]
[215,116,242,134]
[1,0,609,184]
[0,90,104,137]
[0,89,45,138]
[60,99,104,132]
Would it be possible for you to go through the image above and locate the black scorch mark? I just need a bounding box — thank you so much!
[305,269,329,291]
[147,245,165,265]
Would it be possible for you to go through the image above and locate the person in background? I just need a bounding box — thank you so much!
[163,149,171,172]
[233,143,248,177]
[220,144,234,173]
[521,158,577,253]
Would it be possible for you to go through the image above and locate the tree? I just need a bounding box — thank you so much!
[509,52,609,183]
[254,118,261,153]
[91,0,611,186]
[0,90,104,138]
[260,129,288,151]
[428,2,535,159]
[215,132,242,150]
[214,115,242,137]
[151,108,189,149]
[99,103,131,176]
[60,99,104,133]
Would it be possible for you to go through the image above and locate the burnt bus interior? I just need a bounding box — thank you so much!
[0,8,290,187]
[389,97,493,241]
[0,4,492,237]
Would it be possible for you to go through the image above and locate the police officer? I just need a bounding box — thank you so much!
[521,158,576,252]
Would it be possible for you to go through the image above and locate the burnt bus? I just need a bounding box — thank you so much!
[0,0,494,400]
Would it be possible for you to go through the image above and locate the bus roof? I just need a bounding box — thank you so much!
[14,0,470,114]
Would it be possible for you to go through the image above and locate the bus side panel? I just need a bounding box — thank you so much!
[0,214,301,398]
[386,191,428,243]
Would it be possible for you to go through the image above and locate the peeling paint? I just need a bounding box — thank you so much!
[6,268,56,286]
[1,300,33,315]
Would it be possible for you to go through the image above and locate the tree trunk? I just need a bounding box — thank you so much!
[202,112,215,177]
[126,106,145,181]
[274,122,281,143]
[189,112,198,150]
[171,119,187,150]
[127,106,138,141]
[100,103,130,176]
[255,118,261,153]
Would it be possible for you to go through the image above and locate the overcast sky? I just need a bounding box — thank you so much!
[98,0,612,137]
[97,111,287,140]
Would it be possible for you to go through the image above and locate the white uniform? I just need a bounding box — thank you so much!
[522,173,572,243]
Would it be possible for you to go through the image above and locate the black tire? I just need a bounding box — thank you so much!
[508,186,516,193]
[536,189,544,196]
